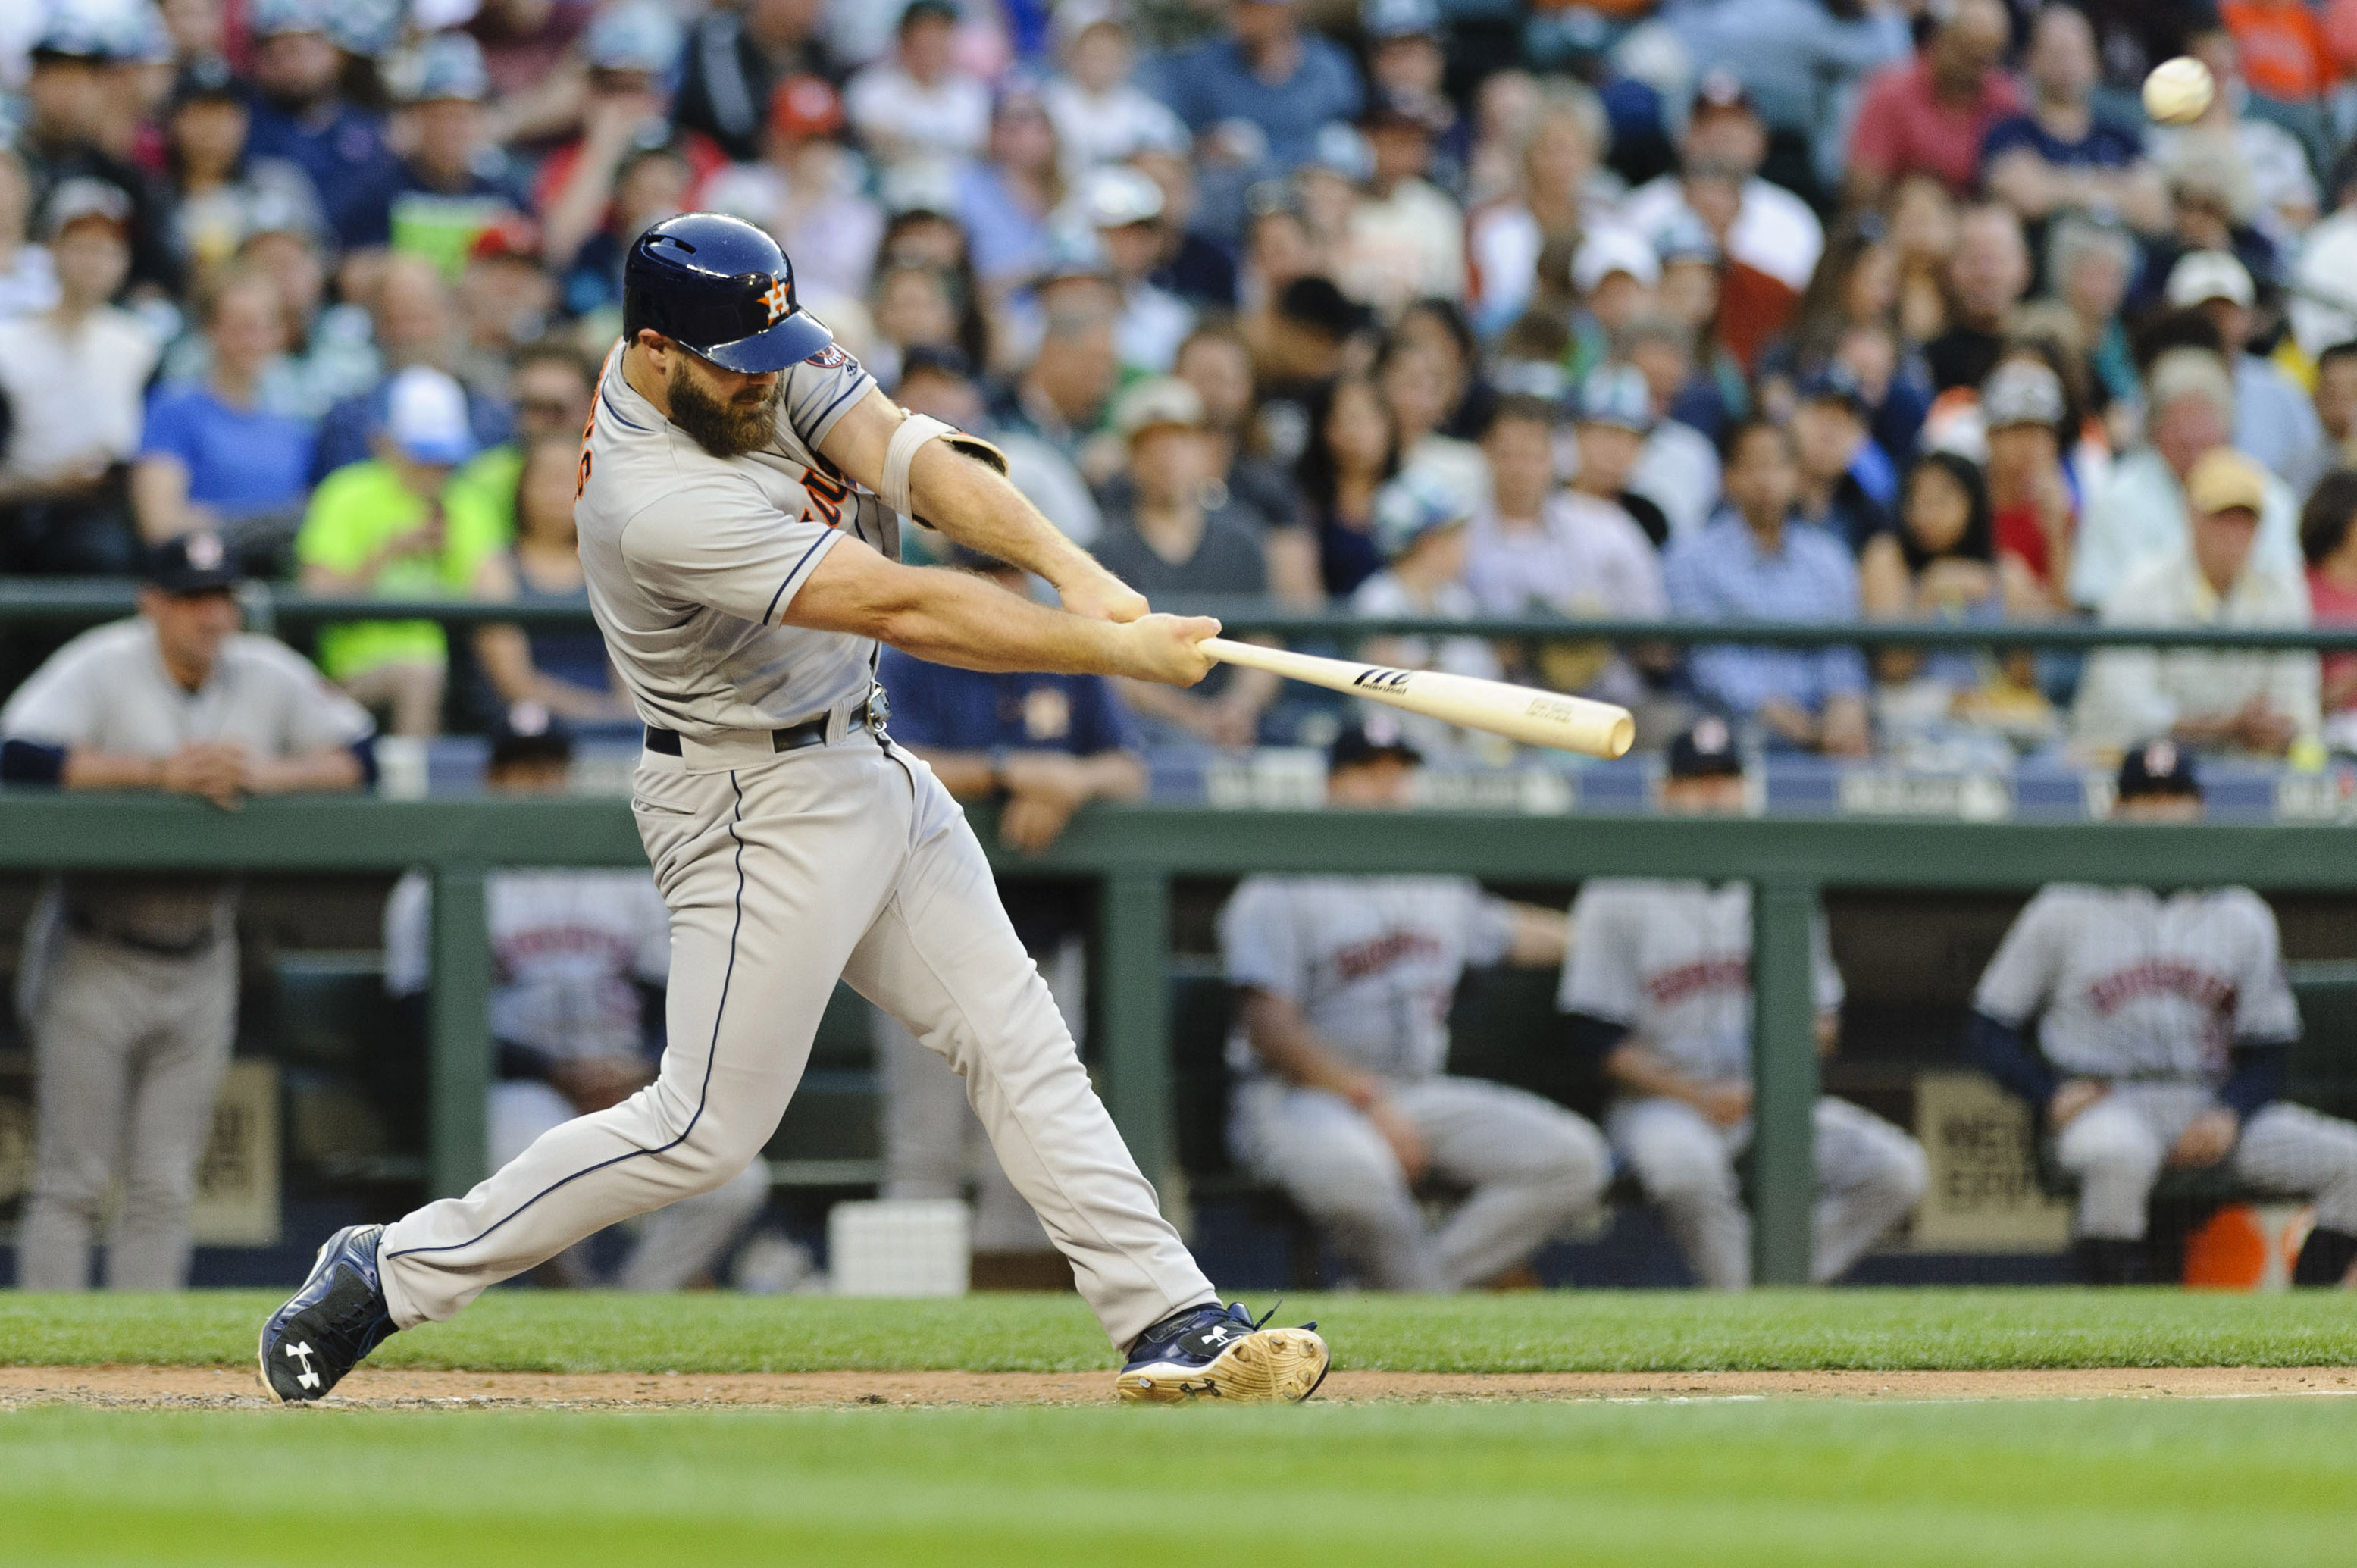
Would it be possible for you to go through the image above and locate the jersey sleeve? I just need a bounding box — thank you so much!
[2225,892,2300,1045]
[777,345,878,457]
[0,637,102,746]
[383,871,430,997]
[1973,890,2067,1026]
[620,471,847,626]
[1560,883,1643,1023]
[251,638,376,753]
[1811,909,1845,1015]
[1463,890,1516,968]
[1220,878,1306,1001]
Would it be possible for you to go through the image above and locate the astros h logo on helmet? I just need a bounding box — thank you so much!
[759,279,791,326]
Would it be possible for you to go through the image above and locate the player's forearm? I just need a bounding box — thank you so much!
[877,571,1141,675]
[1239,990,1379,1100]
[246,746,366,795]
[1603,1041,1708,1105]
[911,443,1120,599]
[58,749,167,789]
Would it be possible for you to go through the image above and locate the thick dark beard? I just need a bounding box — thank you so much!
[668,363,781,459]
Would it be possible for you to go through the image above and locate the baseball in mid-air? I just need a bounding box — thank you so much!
[2143,56,2215,125]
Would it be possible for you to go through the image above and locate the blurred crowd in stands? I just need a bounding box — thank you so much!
[10,0,2357,768]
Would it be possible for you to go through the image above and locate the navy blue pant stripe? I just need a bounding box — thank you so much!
[387,772,750,1262]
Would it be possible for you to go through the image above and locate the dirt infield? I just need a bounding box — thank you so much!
[5,1364,2355,1410]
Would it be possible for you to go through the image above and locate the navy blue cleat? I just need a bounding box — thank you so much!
[258,1225,399,1404]
[1116,1301,1330,1404]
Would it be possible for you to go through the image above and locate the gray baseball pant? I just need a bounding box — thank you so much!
[488,1080,769,1291]
[1608,1095,1930,1289]
[877,1011,1052,1252]
[1232,1075,1610,1291]
[377,736,1215,1347]
[18,933,237,1291]
[2053,1083,2357,1241]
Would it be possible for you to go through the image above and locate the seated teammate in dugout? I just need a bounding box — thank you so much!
[1219,716,1610,1291]
[1967,740,2357,1288]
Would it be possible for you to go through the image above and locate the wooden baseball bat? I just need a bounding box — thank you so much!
[1201,638,1635,759]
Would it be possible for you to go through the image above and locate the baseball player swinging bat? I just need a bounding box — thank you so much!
[1203,639,1636,758]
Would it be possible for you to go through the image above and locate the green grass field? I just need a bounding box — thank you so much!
[5,1290,2356,1567]
[7,1286,2357,1372]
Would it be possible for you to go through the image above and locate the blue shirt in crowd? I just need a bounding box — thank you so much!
[1979,114,2143,174]
[242,94,407,253]
[311,376,515,484]
[139,386,316,521]
[1663,512,1868,726]
[878,647,1141,759]
[1145,33,1363,169]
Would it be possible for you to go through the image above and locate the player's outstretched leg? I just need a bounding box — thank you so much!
[1118,1301,1330,1405]
[258,1225,398,1403]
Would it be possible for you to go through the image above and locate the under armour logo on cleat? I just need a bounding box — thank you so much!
[285,1341,321,1390]
[1200,1325,1235,1347]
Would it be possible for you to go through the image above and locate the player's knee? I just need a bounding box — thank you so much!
[1879,1136,1932,1210]
[2057,1119,2161,1185]
[1626,1135,1734,1206]
[1532,1115,1611,1204]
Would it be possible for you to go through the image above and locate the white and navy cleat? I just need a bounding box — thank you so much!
[258,1225,399,1404]
[1116,1301,1330,1404]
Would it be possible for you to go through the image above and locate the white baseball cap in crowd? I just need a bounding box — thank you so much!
[1572,227,1661,296]
[1079,164,1165,230]
[1981,358,2066,430]
[2164,249,2255,310]
[383,366,477,468]
[1111,376,1206,441]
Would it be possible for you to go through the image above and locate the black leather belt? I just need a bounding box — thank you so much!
[67,909,221,959]
[644,690,887,756]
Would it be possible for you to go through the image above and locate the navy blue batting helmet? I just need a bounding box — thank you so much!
[621,213,834,374]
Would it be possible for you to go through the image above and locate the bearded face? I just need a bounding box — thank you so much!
[666,352,782,459]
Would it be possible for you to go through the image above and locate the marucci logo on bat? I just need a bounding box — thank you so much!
[1351,667,1413,692]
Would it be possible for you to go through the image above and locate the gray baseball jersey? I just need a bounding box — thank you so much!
[1219,875,1516,1081]
[1973,885,2299,1082]
[1559,880,1843,1084]
[384,869,672,1062]
[576,341,898,740]
[0,618,371,947]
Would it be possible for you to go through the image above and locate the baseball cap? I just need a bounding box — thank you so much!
[1576,363,1653,433]
[1329,712,1422,771]
[1078,164,1164,230]
[1372,465,1473,559]
[1362,0,1441,39]
[878,158,963,219]
[1053,0,1127,49]
[2116,737,2201,800]
[44,177,132,240]
[329,0,405,58]
[1032,226,1116,288]
[2185,446,2268,515]
[770,75,844,139]
[1981,358,2065,431]
[1798,365,1870,417]
[408,30,490,103]
[584,1,683,74]
[143,530,242,595]
[31,0,116,61]
[1652,209,1721,268]
[467,211,543,265]
[1276,275,1360,340]
[1360,85,1449,135]
[1111,376,1205,440]
[246,0,329,40]
[1303,121,1375,184]
[381,366,477,467]
[1666,715,1742,780]
[169,55,246,111]
[900,0,960,30]
[2165,249,2256,310]
[487,700,575,771]
[1572,227,1660,295]
[1690,66,1756,120]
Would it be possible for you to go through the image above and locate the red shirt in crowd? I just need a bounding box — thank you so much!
[1848,55,2024,197]
[2310,568,2357,712]
[2224,0,2339,102]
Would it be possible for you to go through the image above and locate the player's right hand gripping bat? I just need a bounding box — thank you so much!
[1202,638,1635,759]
